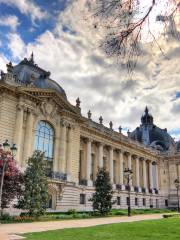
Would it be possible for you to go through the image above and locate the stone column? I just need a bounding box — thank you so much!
[53,121,61,172]
[86,139,93,186]
[109,147,114,183]
[149,161,153,189]
[66,126,73,181]
[59,120,67,173]
[119,150,124,185]
[135,156,140,188]
[127,153,132,170]
[23,109,34,165]
[13,104,24,164]
[143,159,147,189]
[93,151,98,181]
[156,164,159,190]
[115,160,119,184]
[98,143,103,168]
[127,152,133,190]
[178,165,180,178]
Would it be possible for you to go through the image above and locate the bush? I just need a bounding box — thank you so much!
[13,216,34,222]
[163,213,180,218]
[67,209,77,215]
[0,213,12,221]
[74,213,90,218]
[111,210,127,216]
[20,212,29,217]
[56,215,72,219]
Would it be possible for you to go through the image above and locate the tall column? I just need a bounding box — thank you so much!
[79,148,86,180]
[66,126,73,181]
[149,161,153,189]
[127,153,132,170]
[135,156,140,188]
[109,147,114,183]
[178,165,180,178]
[119,150,124,185]
[13,104,24,164]
[156,164,159,190]
[98,143,103,168]
[53,121,61,172]
[59,120,67,173]
[115,160,119,184]
[23,109,34,165]
[143,159,147,189]
[86,139,93,186]
[93,151,98,181]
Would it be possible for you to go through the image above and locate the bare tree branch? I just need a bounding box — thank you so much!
[87,0,180,72]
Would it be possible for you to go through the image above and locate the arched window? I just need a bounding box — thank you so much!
[34,121,54,161]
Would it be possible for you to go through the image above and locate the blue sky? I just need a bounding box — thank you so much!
[0,0,68,57]
[0,0,179,140]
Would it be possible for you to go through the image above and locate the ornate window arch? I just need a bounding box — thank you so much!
[34,121,55,161]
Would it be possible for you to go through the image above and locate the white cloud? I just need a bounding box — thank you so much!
[8,33,26,59]
[0,0,48,23]
[0,0,179,139]
[0,54,8,72]
[0,15,20,31]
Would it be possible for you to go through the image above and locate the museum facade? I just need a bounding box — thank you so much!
[0,55,180,211]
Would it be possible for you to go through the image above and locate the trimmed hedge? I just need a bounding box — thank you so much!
[163,213,180,218]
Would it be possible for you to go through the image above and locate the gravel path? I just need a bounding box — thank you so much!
[0,213,164,240]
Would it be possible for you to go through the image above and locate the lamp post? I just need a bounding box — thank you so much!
[174,178,180,212]
[124,168,133,217]
[0,140,17,216]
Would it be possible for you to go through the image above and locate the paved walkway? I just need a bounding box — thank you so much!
[0,213,164,240]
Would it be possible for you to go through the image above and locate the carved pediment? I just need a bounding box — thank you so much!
[17,87,82,117]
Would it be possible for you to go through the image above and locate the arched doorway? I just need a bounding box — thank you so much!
[48,185,57,210]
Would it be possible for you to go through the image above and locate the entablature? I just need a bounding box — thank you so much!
[80,129,158,161]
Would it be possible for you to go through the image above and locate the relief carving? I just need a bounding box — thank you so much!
[60,118,75,129]
[39,101,59,119]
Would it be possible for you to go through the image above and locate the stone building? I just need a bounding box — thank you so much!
[0,55,180,211]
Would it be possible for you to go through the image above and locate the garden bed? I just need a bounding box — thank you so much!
[0,208,175,224]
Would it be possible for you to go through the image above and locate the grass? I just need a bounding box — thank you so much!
[24,218,180,240]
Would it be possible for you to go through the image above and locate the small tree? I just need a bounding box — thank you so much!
[91,167,114,215]
[18,151,48,217]
[0,157,24,214]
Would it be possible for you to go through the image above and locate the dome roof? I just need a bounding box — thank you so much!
[11,54,67,99]
[176,141,180,152]
[141,106,153,125]
[129,107,175,151]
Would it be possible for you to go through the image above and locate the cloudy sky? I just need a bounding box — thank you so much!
[0,0,179,140]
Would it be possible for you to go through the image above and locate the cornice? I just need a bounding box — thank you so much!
[0,82,84,122]
[20,87,79,114]
[80,126,158,159]
[0,81,16,95]
[0,82,41,103]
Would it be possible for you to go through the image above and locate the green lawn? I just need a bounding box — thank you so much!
[24,218,180,240]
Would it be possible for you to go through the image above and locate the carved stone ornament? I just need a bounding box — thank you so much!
[87,110,92,120]
[109,121,113,130]
[40,101,58,119]
[60,118,75,129]
[6,62,13,73]
[99,116,103,125]
[16,104,24,111]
